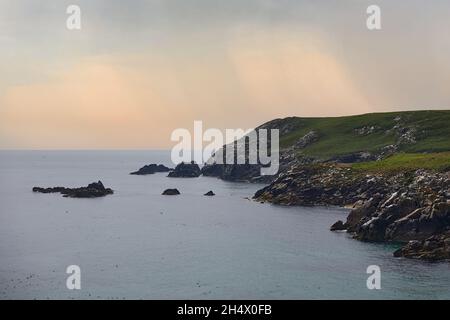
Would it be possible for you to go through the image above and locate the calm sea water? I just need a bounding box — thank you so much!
[0,150,449,299]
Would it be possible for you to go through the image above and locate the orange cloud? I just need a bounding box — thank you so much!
[227,28,371,119]
[0,59,181,149]
[0,29,372,149]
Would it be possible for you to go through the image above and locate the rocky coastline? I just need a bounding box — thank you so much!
[253,164,450,261]
[31,111,450,261]
[202,112,450,261]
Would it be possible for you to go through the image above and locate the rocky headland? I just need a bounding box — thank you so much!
[202,111,450,261]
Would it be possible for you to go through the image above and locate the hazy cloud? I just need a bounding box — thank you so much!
[1,0,449,148]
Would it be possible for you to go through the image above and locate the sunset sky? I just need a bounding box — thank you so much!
[1,0,449,149]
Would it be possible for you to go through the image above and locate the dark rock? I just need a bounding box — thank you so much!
[130,164,172,175]
[330,220,346,231]
[162,188,180,195]
[253,165,369,206]
[355,195,421,241]
[393,232,450,261]
[204,191,215,196]
[32,181,113,198]
[200,163,224,177]
[167,161,201,178]
[220,164,265,182]
[345,196,382,232]
[201,162,270,182]
[355,216,391,242]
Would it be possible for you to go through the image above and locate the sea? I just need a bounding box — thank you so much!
[0,150,449,299]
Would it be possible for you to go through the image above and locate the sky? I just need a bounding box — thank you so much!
[0,0,449,149]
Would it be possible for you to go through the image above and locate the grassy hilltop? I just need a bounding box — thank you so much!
[262,110,450,172]
[352,152,450,172]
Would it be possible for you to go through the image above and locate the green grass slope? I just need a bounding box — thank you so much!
[276,110,450,159]
[353,152,450,173]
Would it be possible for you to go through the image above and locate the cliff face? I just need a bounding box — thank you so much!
[202,110,450,182]
[204,110,450,261]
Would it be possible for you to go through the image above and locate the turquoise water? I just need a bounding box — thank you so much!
[0,150,449,299]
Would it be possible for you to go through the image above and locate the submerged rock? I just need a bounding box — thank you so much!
[130,164,172,175]
[204,191,215,196]
[32,181,113,198]
[168,161,201,178]
[162,188,180,195]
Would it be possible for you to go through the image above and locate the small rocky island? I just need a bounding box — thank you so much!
[204,191,215,196]
[130,164,172,175]
[33,181,113,198]
[168,161,201,178]
[162,188,180,195]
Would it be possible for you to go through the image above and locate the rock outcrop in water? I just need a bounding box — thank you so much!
[130,164,172,175]
[168,161,201,178]
[33,181,113,198]
[393,231,450,261]
[330,220,346,231]
[204,191,215,196]
[254,165,450,261]
[162,188,180,195]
